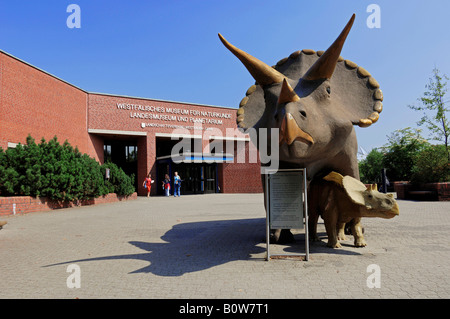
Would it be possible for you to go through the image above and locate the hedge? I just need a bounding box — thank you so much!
[0,135,135,201]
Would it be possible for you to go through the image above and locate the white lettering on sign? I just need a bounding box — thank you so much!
[115,103,232,128]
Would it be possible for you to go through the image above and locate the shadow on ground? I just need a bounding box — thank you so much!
[44,218,361,276]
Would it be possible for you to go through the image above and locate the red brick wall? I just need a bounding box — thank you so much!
[220,141,263,193]
[435,183,450,201]
[394,182,450,201]
[0,193,137,216]
[138,134,154,196]
[0,52,90,154]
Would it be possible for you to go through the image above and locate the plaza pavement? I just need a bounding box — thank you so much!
[0,192,449,300]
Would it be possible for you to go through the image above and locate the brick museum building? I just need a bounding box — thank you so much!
[0,50,262,196]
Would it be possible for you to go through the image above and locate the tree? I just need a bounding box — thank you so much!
[380,127,429,181]
[359,148,384,184]
[408,67,450,161]
[411,144,450,183]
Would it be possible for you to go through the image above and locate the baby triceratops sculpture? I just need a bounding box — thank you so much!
[309,172,399,248]
[219,14,385,244]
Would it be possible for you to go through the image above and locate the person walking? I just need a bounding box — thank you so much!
[162,174,171,197]
[173,171,181,197]
[143,173,154,197]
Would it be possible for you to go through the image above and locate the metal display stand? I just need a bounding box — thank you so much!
[264,168,309,261]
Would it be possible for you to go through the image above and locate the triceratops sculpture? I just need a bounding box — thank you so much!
[219,14,385,244]
[309,172,399,248]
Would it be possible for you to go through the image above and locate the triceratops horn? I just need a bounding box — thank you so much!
[278,79,300,104]
[303,14,355,81]
[218,33,284,86]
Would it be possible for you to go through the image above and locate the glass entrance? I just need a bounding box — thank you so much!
[183,165,203,194]
[204,165,217,193]
[155,136,218,195]
[173,163,217,194]
[156,161,217,195]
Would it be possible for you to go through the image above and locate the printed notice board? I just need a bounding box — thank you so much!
[264,168,309,261]
[268,171,304,229]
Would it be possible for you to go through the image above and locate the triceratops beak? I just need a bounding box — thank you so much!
[278,79,313,145]
[302,14,355,81]
[279,113,314,146]
[218,33,285,86]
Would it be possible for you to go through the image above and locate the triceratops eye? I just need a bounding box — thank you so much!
[326,86,331,94]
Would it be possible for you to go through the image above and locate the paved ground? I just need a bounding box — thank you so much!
[0,193,449,299]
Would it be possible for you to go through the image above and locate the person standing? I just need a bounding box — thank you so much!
[173,171,181,197]
[143,173,154,197]
[162,174,171,197]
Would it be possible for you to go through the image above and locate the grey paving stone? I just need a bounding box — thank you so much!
[0,194,449,299]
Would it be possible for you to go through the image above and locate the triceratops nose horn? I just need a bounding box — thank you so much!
[218,33,285,86]
[278,79,300,105]
[303,14,355,81]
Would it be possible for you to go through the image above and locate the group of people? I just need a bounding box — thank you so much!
[142,172,182,197]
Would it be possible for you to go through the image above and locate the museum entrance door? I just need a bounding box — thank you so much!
[181,163,217,194]
[156,161,218,195]
[155,136,218,195]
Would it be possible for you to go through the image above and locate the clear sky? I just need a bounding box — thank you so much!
[1,0,449,153]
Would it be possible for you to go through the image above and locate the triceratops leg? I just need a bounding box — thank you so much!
[308,212,320,242]
[337,222,347,241]
[323,202,342,248]
[351,217,367,247]
[307,182,321,242]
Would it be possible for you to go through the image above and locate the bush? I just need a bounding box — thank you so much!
[101,162,135,197]
[359,148,384,184]
[411,144,450,183]
[380,128,429,182]
[0,135,135,200]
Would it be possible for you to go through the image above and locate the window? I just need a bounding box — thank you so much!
[125,145,137,163]
[104,144,112,162]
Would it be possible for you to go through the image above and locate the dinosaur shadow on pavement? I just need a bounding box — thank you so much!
[43,218,360,276]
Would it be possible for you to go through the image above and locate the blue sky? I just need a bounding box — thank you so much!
[1,0,449,153]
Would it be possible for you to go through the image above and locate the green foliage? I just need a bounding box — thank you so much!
[359,148,384,184]
[411,144,450,183]
[380,127,429,181]
[408,67,450,161]
[101,162,135,197]
[0,135,135,200]
[359,127,449,183]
